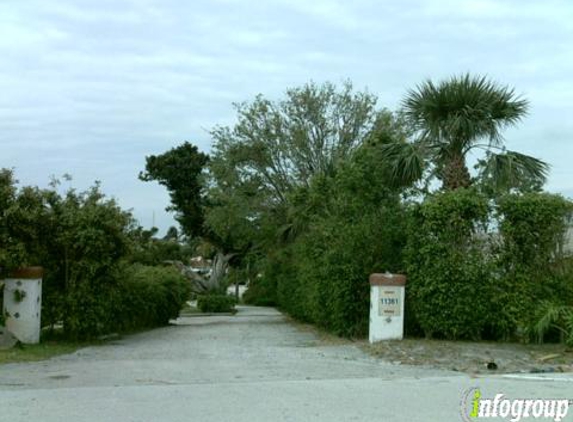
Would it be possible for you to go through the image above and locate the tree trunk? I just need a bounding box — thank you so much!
[209,251,231,293]
[168,251,235,295]
[441,154,471,190]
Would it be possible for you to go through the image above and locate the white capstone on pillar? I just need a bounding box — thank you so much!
[2,267,43,344]
[369,273,406,343]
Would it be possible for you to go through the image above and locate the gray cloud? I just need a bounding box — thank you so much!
[1,0,572,232]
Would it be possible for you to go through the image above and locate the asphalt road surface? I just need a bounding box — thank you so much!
[1,306,572,421]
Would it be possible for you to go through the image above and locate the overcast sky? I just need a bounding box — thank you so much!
[1,0,572,233]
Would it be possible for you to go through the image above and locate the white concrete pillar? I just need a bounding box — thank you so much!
[2,267,43,344]
[369,273,406,343]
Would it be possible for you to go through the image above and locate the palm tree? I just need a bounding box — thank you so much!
[383,74,549,191]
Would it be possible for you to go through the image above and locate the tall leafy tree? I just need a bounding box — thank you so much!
[176,81,390,290]
[0,171,137,336]
[139,142,235,291]
[209,81,380,205]
[139,142,209,238]
[207,81,387,246]
[0,169,21,271]
[382,74,549,191]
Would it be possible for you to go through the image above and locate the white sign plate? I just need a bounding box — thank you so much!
[378,287,401,317]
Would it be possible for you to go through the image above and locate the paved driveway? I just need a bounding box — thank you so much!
[1,306,571,421]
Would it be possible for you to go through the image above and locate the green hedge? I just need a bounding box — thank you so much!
[197,294,236,313]
[242,275,277,306]
[57,264,190,340]
[0,285,4,326]
[116,264,191,331]
[405,189,492,340]
[497,193,573,342]
[405,189,573,341]
[245,181,572,342]
[266,200,405,337]
[245,145,407,337]
[497,193,572,270]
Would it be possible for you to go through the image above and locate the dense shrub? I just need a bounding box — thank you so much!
[129,226,195,266]
[257,145,407,337]
[242,276,277,306]
[197,294,236,313]
[497,193,572,271]
[530,301,573,346]
[290,204,405,337]
[32,184,135,339]
[0,171,192,340]
[497,193,573,343]
[405,189,493,340]
[405,189,573,342]
[0,284,4,326]
[56,265,190,340]
[59,280,118,340]
[115,264,191,331]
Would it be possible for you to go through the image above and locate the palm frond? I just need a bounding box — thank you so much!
[566,311,573,346]
[402,73,529,152]
[530,301,572,344]
[480,150,549,191]
[380,141,427,187]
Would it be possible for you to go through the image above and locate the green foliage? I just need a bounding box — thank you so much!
[526,260,573,345]
[289,208,404,337]
[13,289,26,303]
[497,193,572,269]
[179,82,399,315]
[0,169,28,270]
[475,152,546,196]
[37,183,134,336]
[140,142,209,238]
[249,138,407,337]
[116,264,191,331]
[491,195,572,342]
[129,226,195,266]
[0,170,191,340]
[59,279,118,340]
[0,174,137,337]
[209,81,379,205]
[530,301,573,346]
[405,189,573,342]
[405,189,493,340]
[197,293,236,313]
[496,194,573,343]
[204,82,386,255]
[383,73,548,192]
[403,74,528,146]
[242,278,276,306]
[0,340,90,365]
[0,283,3,326]
[60,264,190,340]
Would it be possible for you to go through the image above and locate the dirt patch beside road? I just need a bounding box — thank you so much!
[285,318,573,375]
[365,338,573,374]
